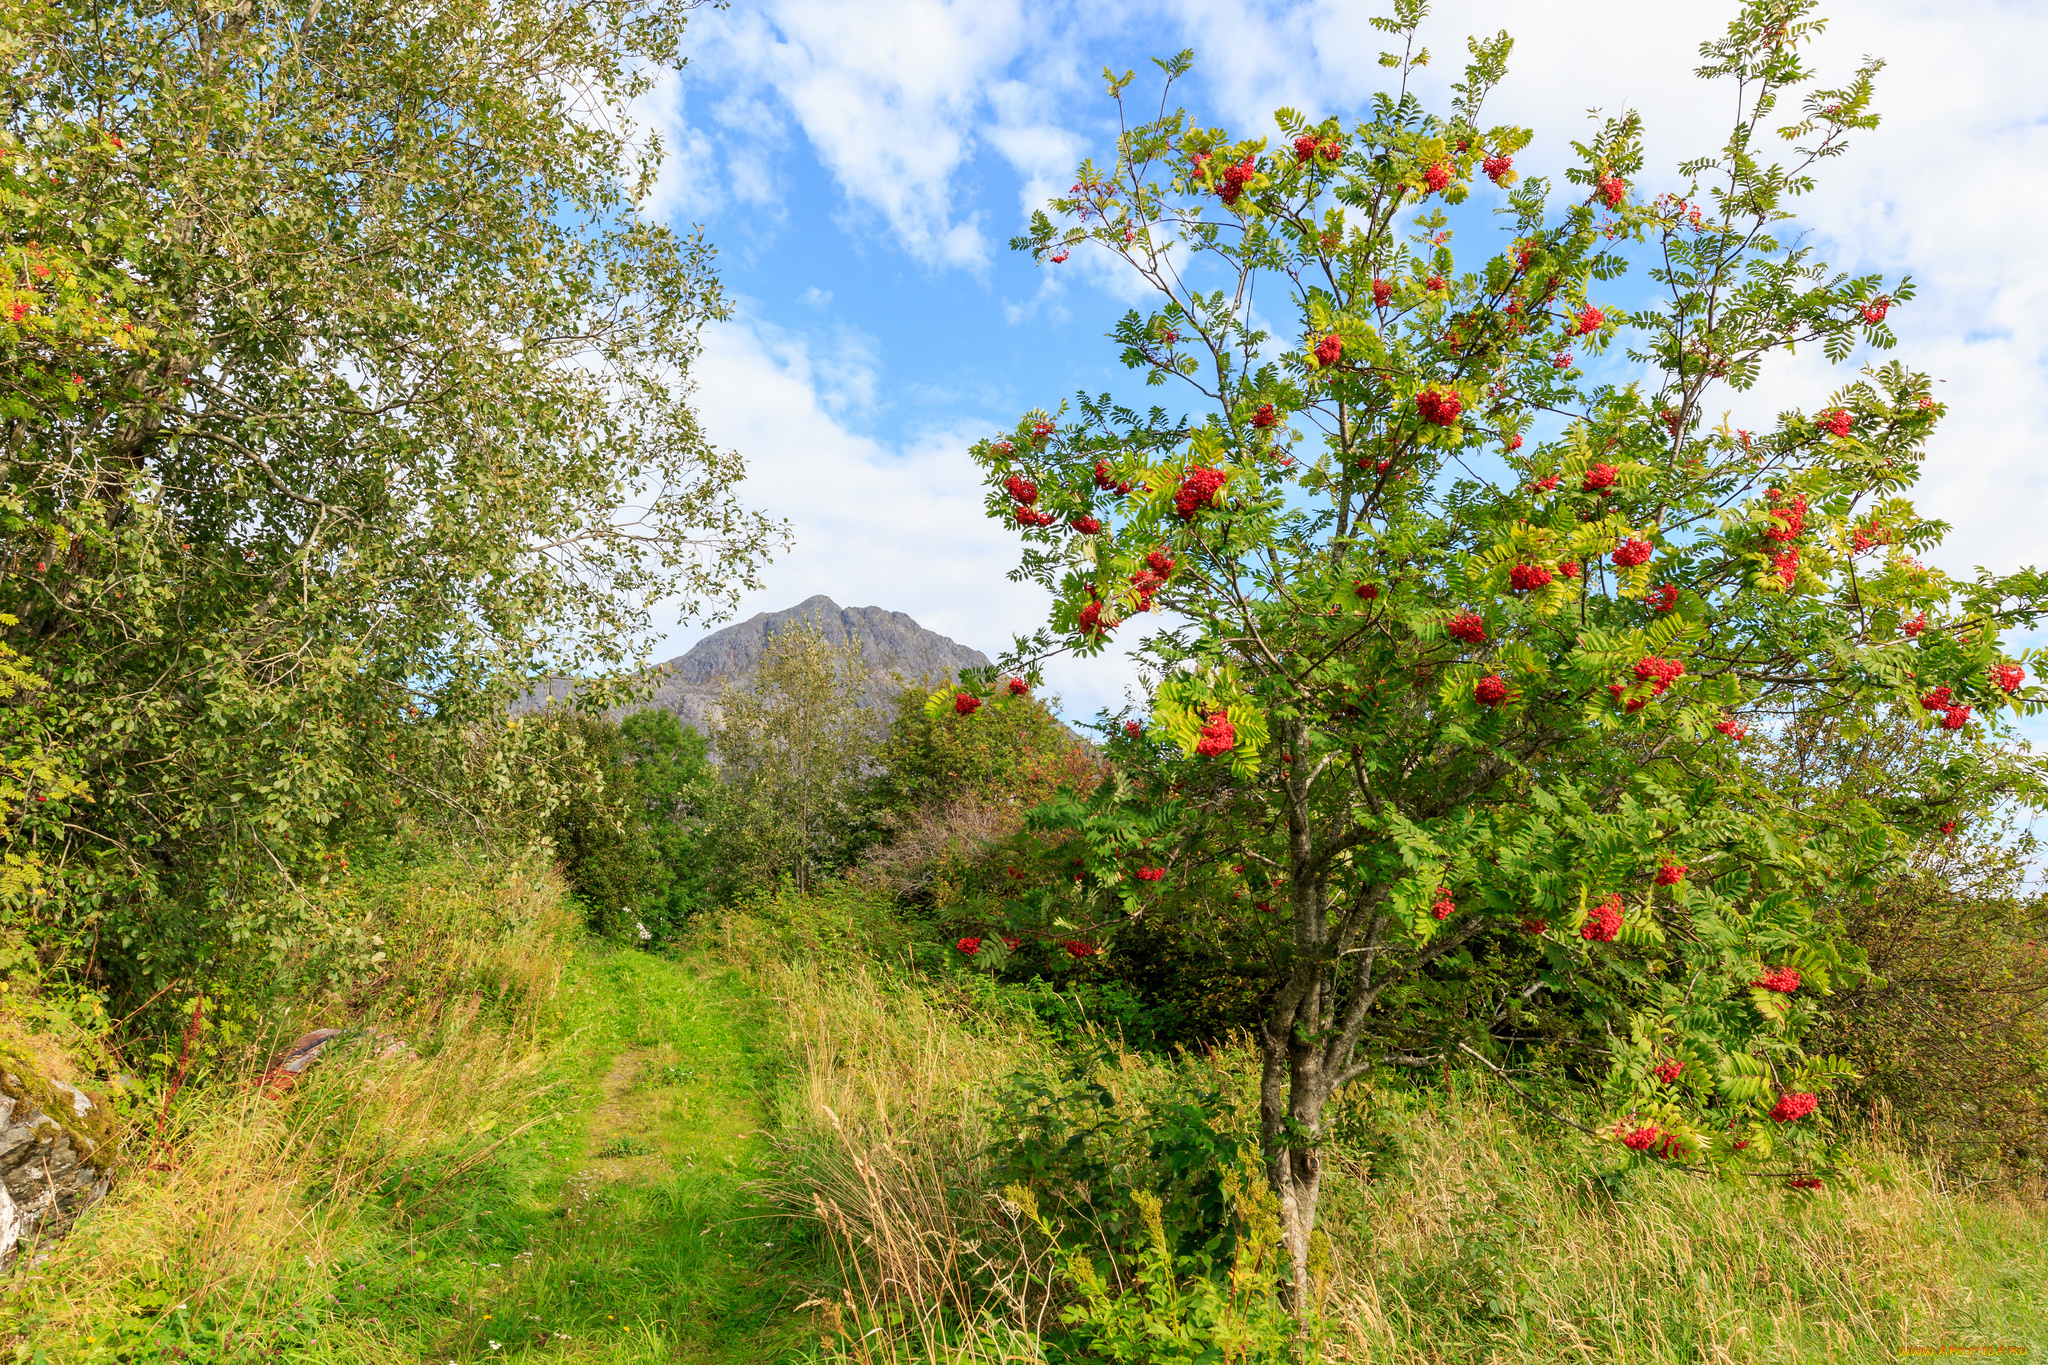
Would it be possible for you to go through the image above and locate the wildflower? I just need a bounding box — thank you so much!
[1558,560,1581,580]
[954,694,982,716]
[1751,967,1801,993]
[1942,704,1971,731]
[1422,162,1452,193]
[1003,474,1038,505]
[1483,152,1513,183]
[1174,467,1229,520]
[957,937,982,955]
[1582,893,1623,942]
[1572,305,1606,336]
[1447,612,1487,644]
[1372,278,1392,308]
[1613,538,1653,568]
[1416,388,1463,426]
[1582,463,1619,493]
[1991,663,2026,694]
[1137,867,1165,882]
[1007,677,1030,697]
[1431,887,1456,920]
[1195,711,1236,757]
[1314,334,1344,367]
[1653,1059,1684,1084]
[1070,515,1103,535]
[1903,612,1927,638]
[1769,1093,1818,1123]
[1354,582,1379,600]
[1253,402,1278,428]
[1773,549,1799,587]
[1532,473,1560,492]
[1649,584,1678,612]
[1124,720,1144,739]
[1595,171,1627,207]
[1474,675,1509,706]
[1510,563,1553,592]
[1818,408,1853,438]
[1656,861,1686,886]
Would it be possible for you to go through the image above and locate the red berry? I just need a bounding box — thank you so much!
[1372,279,1391,308]
[1146,549,1175,577]
[1769,1093,1818,1123]
[957,936,982,955]
[1293,134,1319,165]
[1474,675,1508,706]
[1581,463,1618,493]
[1077,600,1115,637]
[1252,402,1277,429]
[1788,1176,1824,1190]
[1093,460,1117,490]
[1124,720,1144,739]
[1595,172,1626,208]
[1422,162,1452,193]
[1031,419,1055,441]
[1861,297,1890,325]
[1649,584,1678,612]
[1354,582,1379,600]
[1773,549,1799,587]
[1903,612,1927,638]
[1195,711,1236,757]
[954,693,982,716]
[1007,677,1030,697]
[1765,494,1807,544]
[1653,1059,1683,1084]
[1655,860,1686,886]
[1621,1125,1662,1152]
[1482,153,1513,184]
[1509,563,1553,592]
[1049,249,1069,263]
[1918,685,1953,712]
[1522,918,1548,936]
[1558,560,1581,580]
[1942,704,1971,731]
[1136,866,1165,882]
[1751,966,1801,994]
[1552,352,1573,369]
[1173,467,1228,520]
[1505,434,1523,452]
[1004,474,1038,505]
[1217,155,1258,206]
[1416,388,1462,427]
[1070,515,1103,535]
[1582,893,1623,942]
[1425,274,1447,292]
[1818,408,1853,438]
[1633,655,1684,694]
[1991,663,2026,694]
[1062,940,1099,958]
[1612,538,1653,568]
[1572,305,1606,337]
[1532,474,1560,492]
[1940,820,1956,835]
[1314,334,1344,367]
[1431,887,1455,920]
[1447,612,1487,644]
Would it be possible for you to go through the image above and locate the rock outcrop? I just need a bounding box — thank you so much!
[0,1064,116,1271]
[519,595,991,734]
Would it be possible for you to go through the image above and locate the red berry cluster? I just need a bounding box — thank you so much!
[1482,153,1513,184]
[1291,135,1340,164]
[1581,463,1618,494]
[954,693,981,716]
[1005,474,1038,505]
[1447,612,1487,644]
[1613,537,1653,568]
[1505,434,1524,452]
[1069,515,1102,535]
[1425,274,1447,293]
[1582,893,1623,942]
[1653,1059,1684,1084]
[1252,402,1277,429]
[1656,861,1686,887]
[1174,467,1228,520]
[1313,333,1343,367]
[1062,940,1100,958]
[1093,460,1117,490]
[1751,966,1801,994]
[1648,584,1678,612]
[1570,305,1605,337]
[957,936,982,955]
[1903,612,1927,638]
[1014,506,1055,528]
[1635,656,1685,692]
[1992,663,2026,694]
[1136,866,1165,882]
[1769,1092,1818,1123]
[1919,684,1972,730]
[1031,419,1056,442]
[1509,563,1553,592]
[1078,600,1115,637]
[1431,886,1455,921]
[1371,278,1391,308]
[1129,567,1165,612]
[1532,474,1561,493]
[1619,1125,1682,1158]
[1217,155,1257,205]
[1715,717,1750,741]
[1195,710,1236,757]
[1422,162,1452,193]
[1551,352,1573,370]
[1007,677,1030,697]
[1818,408,1853,438]
[1557,560,1581,580]
[1861,296,1890,325]
[1474,674,1508,706]
[1522,918,1548,936]
[1788,1176,1825,1191]
[1416,388,1462,427]
[1595,172,1627,208]
[1765,491,1807,544]
[1773,550,1799,588]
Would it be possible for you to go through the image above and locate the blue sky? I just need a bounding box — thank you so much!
[633,0,2048,739]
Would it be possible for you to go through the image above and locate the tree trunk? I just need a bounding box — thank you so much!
[1259,1017,1330,1311]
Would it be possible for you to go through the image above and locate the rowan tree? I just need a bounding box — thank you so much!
[955,0,2047,1302]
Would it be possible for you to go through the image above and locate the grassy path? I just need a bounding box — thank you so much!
[427,946,816,1363]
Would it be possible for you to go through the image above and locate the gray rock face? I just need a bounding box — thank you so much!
[0,1070,114,1271]
[519,596,991,735]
